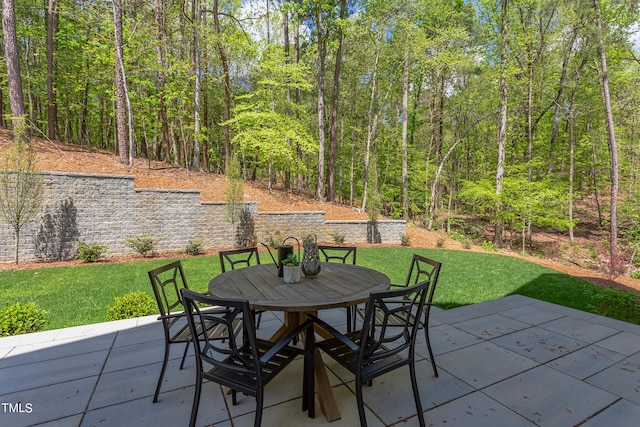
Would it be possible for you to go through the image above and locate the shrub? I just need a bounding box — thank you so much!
[585,286,640,324]
[185,239,204,256]
[266,234,281,249]
[400,233,410,247]
[123,235,162,257]
[77,242,108,262]
[330,231,346,245]
[436,237,446,248]
[106,292,157,321]
[630,270,640,280]
[0,302,47,336]
[482,241,498,252]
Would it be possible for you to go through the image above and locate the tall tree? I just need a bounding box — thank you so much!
[2,0,28,142]
[112,0,129,165]
[154,0,170,163]
[326,0,347,202]
[315,0,327,200]
[191,0,202,169]
[593,0,619,270]
[46,0,59,141]
[495,0,509,246]
[213,0,232,173]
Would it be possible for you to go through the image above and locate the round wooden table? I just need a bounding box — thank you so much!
[208,262,390,422]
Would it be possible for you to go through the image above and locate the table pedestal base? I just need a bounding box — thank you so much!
[271,311,341,422]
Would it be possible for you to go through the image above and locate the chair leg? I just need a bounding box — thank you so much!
[409,362,426,427]
[424,325,438,377]
[255,311,262,329]
[355,376,368,427]
[189,375,202,427]
[153,340,171,403]
[254,389,264,427]
[304,326,316,418]
[179,342,189,370]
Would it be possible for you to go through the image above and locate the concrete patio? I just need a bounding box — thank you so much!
[1,294,640,427]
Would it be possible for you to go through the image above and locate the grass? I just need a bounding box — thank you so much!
[1,247,638,332]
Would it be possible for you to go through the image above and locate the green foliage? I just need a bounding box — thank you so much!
[400,233,410,246]
[330,231,347,245]
[184,239,204,256]
[77,242,108,262]
[630,270,640,280]
[584,286,640,324]
[0,302,47,336]
[224,44,316,177]
[266,234,282,249]
[106,292,157,321]
[482,241,498,252]
[458,180,499,220]
[281,253,299,266]
[123,235,161,257]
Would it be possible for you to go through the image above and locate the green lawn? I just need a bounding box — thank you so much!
[1,247,638,331]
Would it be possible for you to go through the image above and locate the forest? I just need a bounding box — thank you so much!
[2,0,640,272]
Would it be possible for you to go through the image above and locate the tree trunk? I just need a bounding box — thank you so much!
[112,0,128,164]
[213,0,231,174]
[327,0,347,202]
[549,27,577,175]
[154,0,170,163]
[594,0,619,271]
[294,6,304,189]
[191,0,202,169]
[46,0,59,141]
[283,0,291,188]
[2,0,28,142]
[401,50,409,219]
[567,58,585,243]
[495,0,508,247]
[315,3,326,200]
[361,32,383,212]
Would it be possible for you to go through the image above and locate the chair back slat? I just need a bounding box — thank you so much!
[181,289,261,378]
[359,280,429,363]
[220,247,261,273]
[405,254,441,289]
[318,245,357,265]
[148,261,188,320]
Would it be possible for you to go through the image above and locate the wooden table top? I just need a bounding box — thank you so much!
[208,263,390,312]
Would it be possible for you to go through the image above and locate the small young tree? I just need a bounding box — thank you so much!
[0,142,44,264]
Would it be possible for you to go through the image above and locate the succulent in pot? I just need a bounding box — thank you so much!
[282,254,301,283]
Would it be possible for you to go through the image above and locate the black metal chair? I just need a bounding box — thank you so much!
[309,280,431,427]
[148,261,238,403]
[219,247,264,328]
[356,253,441,377]
[181,288,315,427]
[318,245,358,332]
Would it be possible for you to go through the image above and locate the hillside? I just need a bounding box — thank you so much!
[1,129,639,293]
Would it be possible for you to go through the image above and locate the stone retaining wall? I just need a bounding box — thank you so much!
[0,171,405,263]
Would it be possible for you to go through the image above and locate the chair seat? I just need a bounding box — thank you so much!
[315,331,408,383]
[166,310,241,344]
[355,300,427,329]
[203,338,301,395]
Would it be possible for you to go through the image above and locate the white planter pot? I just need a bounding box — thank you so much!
[283,265,302,283]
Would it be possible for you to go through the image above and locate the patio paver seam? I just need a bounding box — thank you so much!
[78,329,118,426]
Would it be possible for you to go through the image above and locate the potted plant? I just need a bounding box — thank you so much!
[281,253,301,283]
